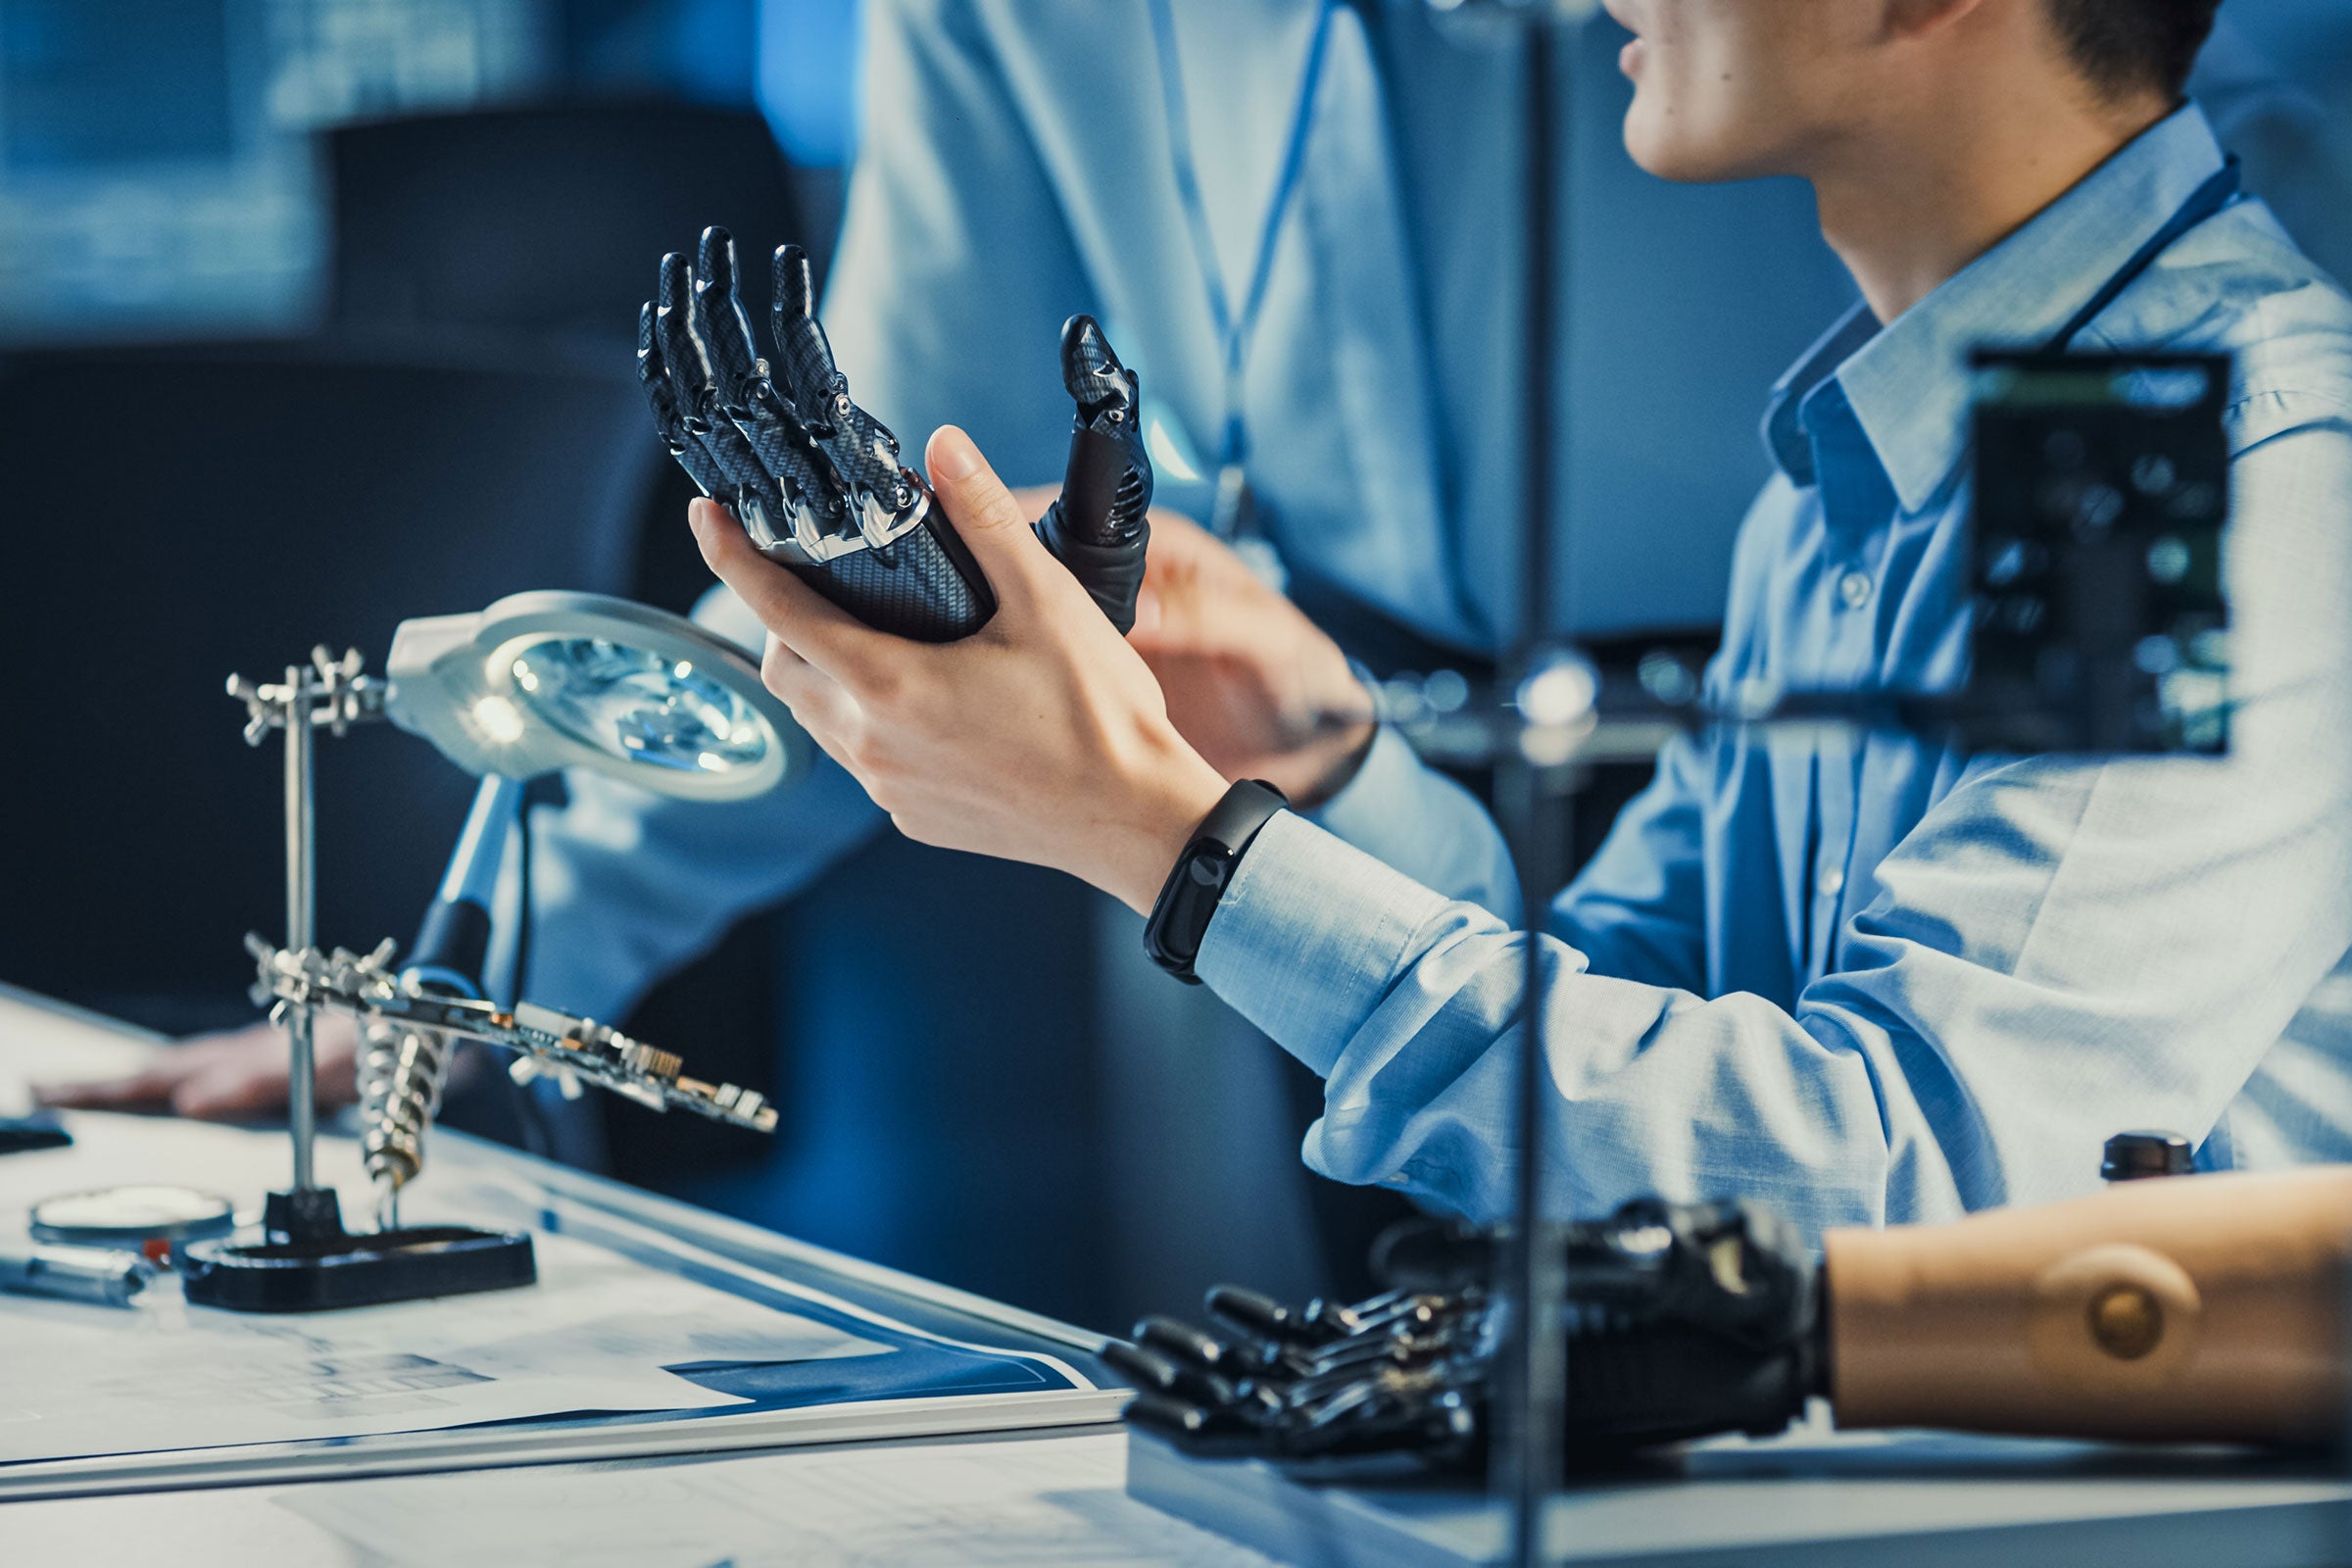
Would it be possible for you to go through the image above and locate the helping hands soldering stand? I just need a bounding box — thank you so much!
[181,649,538,1311]
[187,602,794,1312]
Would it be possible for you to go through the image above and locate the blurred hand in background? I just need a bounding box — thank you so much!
[36,1013,361,1121]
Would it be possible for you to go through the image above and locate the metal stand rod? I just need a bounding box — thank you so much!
[230,647,384,1202]
[283,663,318,1193]
[1498,14,1572,1568]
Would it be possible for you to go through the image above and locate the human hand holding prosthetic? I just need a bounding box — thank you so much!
[688,425,1230,913]
[1130,514,1377,808]
[640,226,1152,640]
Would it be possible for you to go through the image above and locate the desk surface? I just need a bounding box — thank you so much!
[0,985,1285,1566]
[1129,1428,2352,1568]
[0,986,1139,1503]
[3,1430,1277,1568]
[11,985,2352,1568]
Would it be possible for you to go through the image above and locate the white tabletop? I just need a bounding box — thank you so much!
[0,984,1268,1566]
[1,1429,1277,1568]
[0,982,166,1114]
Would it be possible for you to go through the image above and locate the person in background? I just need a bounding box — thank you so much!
[51,0,2352,1249]
[688,0,2352,1235]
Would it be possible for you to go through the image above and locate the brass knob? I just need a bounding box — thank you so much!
[2088,1283,2165,1359]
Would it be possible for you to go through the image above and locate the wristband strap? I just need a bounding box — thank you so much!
[1144,779,1289,984]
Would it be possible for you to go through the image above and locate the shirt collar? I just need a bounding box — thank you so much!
[1762,103,2231,514]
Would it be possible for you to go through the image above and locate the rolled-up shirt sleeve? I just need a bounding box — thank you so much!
[1198,419,2352,1240]
[1306,725,1521,920]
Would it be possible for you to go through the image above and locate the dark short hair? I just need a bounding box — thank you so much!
[2048,0,2224,101]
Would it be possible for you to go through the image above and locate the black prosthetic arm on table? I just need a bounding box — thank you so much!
[637,226,1152,641]
[1105,1200,1822,1470]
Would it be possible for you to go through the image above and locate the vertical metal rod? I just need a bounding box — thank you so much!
[1499,13,1569,1568]
[283,663,318,1192]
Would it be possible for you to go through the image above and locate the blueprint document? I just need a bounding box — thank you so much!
[277,1433,1275,1568]
[0,1231,885,1464]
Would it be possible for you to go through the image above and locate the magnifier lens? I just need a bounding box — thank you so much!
[507,637,773,776]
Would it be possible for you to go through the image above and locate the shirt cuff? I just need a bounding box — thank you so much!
[1196,810,1453,1078]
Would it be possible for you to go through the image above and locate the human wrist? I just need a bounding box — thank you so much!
[1102,741,1232,915]
[1294,713,1378,810]
[1282,654,1378,809]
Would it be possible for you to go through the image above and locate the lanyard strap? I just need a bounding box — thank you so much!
[2045,159,2241,353]
[1147,0,1341,474]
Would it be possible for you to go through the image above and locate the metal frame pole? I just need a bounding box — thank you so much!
[282,664,318,1192]
[1498,12,1573,1568]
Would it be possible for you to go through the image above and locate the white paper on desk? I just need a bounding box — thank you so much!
[276,1433,1277,1568]
[0,1232,887,1465]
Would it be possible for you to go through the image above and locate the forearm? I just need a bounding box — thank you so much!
[1306,726,1522,920]
[521,753,886,1022]
[1195,814,1924,1236]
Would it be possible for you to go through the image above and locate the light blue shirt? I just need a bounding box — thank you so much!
[524,0,1862,1021]
[1199,105,2352,1236]
[519,6,2352,1238]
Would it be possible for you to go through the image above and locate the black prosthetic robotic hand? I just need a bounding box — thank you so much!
[1107,1273,1493,1466]
[1107,1200,1822,1472]
[1553,1198,1823,1456]
[637,227,1152,641]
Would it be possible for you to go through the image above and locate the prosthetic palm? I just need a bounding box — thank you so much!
[639,228,1152,640]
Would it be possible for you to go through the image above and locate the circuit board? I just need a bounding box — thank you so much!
[247,936,778,1133]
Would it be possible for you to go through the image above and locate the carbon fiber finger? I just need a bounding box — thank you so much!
[693,226,847,540]
[657,252,784,532]
[637,301,735,501]
[692,225,765,396]
[769,243,922,526]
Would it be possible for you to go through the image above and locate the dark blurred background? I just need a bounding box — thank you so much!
[0,0,1280,1337]
[4,0,2351,1336]
[0,0,859,1029]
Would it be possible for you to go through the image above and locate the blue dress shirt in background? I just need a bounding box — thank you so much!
[519,6,2352,1279]
[1200,105,2352,1237]
[527,2,2350,1056]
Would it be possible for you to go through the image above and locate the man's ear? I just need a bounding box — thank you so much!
[1883,0,1991,42]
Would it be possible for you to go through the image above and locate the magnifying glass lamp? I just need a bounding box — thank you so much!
[384,589,805,801]
[180,591,805,1312]
[382,591,807,1001]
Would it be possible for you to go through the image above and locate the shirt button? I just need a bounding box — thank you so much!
[1838,570,1873,610]
[1386,1172,1412,1189]
[1819,865,1847,899]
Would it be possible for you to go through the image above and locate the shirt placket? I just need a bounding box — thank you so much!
[1804,384,1899,983]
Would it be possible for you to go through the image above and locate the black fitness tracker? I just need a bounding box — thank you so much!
[1144,779,1290,984]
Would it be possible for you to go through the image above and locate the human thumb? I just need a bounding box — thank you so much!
[926,425,1057,590]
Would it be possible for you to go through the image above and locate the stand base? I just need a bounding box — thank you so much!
[180,1187,535,1312]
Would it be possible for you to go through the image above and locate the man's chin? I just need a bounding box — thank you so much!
[1623,115,1767,185]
